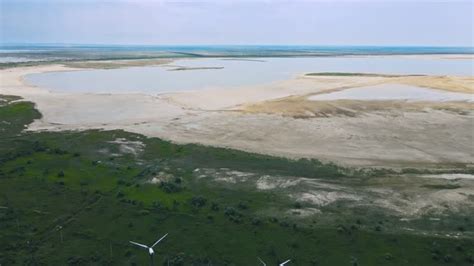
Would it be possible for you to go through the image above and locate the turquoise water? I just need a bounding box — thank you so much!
[25,57,473,94]
[1,45,473,64]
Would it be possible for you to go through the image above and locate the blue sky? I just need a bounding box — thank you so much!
[1,0,472,46]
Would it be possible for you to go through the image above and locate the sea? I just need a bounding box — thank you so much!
[1,44,473,64]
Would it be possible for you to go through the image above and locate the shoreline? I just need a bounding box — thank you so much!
[1,57,473,168]
[2,53,473,69]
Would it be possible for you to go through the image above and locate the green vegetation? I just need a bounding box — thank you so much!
[422,184,462,190]
[0,95,473,265]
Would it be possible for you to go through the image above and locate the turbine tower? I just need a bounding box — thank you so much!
[130,233,168,266]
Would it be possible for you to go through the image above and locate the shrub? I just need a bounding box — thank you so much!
[224,207,243,223]
[224,207,237,216]
[237,202,248,210]
[190,196,207,208]
[269,217,278,223]
[152,201,163,210]
[160,181,181,193]
[53,148,68,155]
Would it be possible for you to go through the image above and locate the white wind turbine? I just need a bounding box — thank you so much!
[130,233,168,266]
[258,257,291,266]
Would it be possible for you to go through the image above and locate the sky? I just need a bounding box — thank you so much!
[0,0,473,46]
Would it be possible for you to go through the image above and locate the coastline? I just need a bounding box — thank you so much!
[1,56,473,168]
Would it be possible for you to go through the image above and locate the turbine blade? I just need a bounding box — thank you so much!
[257,257,267,266]
[151,233,168,248]
[280,259,291,265]
[129,241,149,249]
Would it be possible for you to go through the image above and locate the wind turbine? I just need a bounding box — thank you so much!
[258,257,291,266]
[130,233,168,266]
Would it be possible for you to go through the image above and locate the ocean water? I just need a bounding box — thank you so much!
[25,57,473,94]
[1,44,473,64]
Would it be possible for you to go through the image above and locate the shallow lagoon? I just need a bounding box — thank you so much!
[25,57,473,94]
[309,84,473,102]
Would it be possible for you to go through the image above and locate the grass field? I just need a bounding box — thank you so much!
[1,95,473,265]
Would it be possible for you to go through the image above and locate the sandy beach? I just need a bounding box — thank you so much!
[1,60,473,168]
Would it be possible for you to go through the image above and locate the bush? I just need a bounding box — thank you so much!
[237,202,248,210]
[190,196,207,208]
[224,207,238,216]
[53,148,68,155]
[160,181,181,193]
[224,207,242,223]
[269,217,278,223]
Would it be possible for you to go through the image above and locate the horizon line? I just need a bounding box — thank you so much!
[1,43,473,48]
